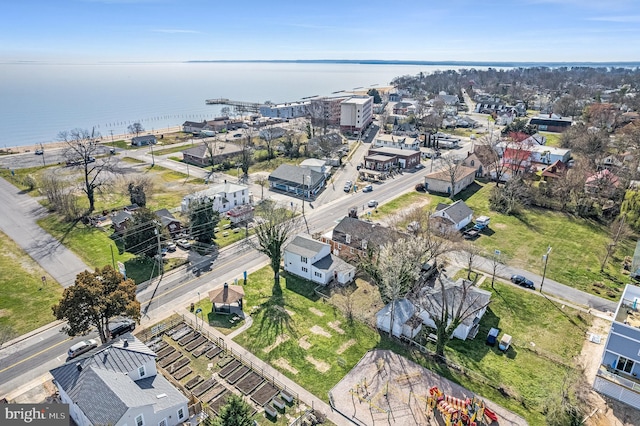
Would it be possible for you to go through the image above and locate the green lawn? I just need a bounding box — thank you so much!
[229,266,586,424]
[458,182,633,298]
[540,131,562,147]
[0,230,63,336]
[232,267,381,402]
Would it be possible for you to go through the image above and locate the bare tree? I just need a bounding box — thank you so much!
[250,200,299,294]
[238,128,255,178]
[254,175,269,200]
[58,128,118,216]
[601,216,631,272]
[460,242,483,280]
[203,139,219,169]
[127,122,145,137]
[125,175,154,207]
[437,154,468,199]
[282,130,302,159]
[487,249,506,289]
[412,275,491,357]
[389,206,456,262]
[260,126,277,160]
[360,238,431,337]
[39,172,82,220]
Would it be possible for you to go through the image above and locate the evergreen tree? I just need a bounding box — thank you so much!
[189,199,220,244]
[123,208,161,257]
[211,394,254,426]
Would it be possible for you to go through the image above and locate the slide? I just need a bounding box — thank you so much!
[484,407,498,422]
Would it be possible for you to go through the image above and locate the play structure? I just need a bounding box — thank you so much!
[427,386,498,425]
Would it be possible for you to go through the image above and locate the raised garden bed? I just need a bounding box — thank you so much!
[156,345,176,360]
[208,391,230,415]
[218,359,241,378]
[173,367,192,381]
[169,356,190,373]
[149,339,167,353]
[170,325,192,341]
[185,375,203,390]
[202,384,227,404]
[185,336,207,352]
[193,342,215,358]
[236,371,264,395]
[251,382,279,407]
[178,331,200,346]
[205,346,222,359]
[158,351,182,368]
[193,378,216,397]
[226,365,249,385]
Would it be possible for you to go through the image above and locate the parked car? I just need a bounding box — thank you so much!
[68,339,98,359]
[165,242,177,252]
[363,184,373,192]
[176,239,191,249]
[34,149,44,155]
[510,274,535,289]
[368,200,378,208]
[343,181,352,192]
[108,319,136,339]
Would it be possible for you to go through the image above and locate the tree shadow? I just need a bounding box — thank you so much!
[253,288,297,348]
[282,272,320,302]
[541,293,589,333]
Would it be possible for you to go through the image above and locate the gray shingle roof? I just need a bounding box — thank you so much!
[333,217,401,249]
[312,254,355,273]
[434,200,473,225]
[286,234,327,258]
[421,277,491,327]
[269,164,324,187]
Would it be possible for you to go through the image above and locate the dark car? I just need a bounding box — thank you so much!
[108,319,136,339]
[510,274,535,289]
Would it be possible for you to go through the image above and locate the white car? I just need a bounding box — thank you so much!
[68,339,98,359]
[344,181,352,192]
[176,239,191,249]
[368,200,378,208]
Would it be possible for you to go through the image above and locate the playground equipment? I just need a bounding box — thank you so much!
[427,386,496,425]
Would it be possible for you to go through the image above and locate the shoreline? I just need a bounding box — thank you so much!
[1,126,183,155]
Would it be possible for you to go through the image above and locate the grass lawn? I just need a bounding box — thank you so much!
[233,267,381,402]
[0,230,63,336]
[539,131,562,147]
[458,182,634,298]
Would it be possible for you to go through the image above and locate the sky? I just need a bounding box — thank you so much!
[2,0,640,63]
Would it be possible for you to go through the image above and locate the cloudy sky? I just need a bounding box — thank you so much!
[2,0,639,63]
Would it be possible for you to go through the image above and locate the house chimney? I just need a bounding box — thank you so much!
[224,282,228,288]
[76,363,82,372]
[124,340,129,347]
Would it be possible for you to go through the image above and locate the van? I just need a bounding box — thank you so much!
[68,339,98,359]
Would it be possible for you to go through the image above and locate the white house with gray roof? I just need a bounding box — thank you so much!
[268,164,326,199]
[431,200,474,231]
[283,234,355,285]
[181,182,250,214]
[50,336,188,426]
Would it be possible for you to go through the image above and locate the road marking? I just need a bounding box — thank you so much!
[0,337,71,374]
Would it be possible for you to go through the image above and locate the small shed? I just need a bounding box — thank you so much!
[209,283,245,315]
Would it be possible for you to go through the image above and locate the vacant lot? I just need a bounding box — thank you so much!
[0,230,63,336]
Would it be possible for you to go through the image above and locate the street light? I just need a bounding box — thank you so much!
[540,246,552,292]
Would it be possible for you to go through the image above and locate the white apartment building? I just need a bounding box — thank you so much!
[340,96,373,133]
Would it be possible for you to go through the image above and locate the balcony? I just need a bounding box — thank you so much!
[596,365,640,393]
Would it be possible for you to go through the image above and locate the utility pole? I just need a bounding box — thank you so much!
[302,172,310,234]
[150,143,155,167]
[540,246,552,292]
[155,225,163,278]
[40,143,46,166]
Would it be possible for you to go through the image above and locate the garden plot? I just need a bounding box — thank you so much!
[170,325,192,341]
[201,384,227,404]
[192,378,217,397]
[209,391,230,415]
[193,342,215,358]
[156,345,176,360]
[250,382,280,407]
[158,351,182,368]
[236,371,264,395]
[185,375,203,390]
[173,367,192,381]
[218,359,241,378]
[168,357,190,374]
[185,336,207,351]
[226,365,250,385]
[205,346,223,359]
[178,331,200,346]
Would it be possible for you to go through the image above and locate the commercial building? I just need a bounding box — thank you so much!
[340,96,373,133]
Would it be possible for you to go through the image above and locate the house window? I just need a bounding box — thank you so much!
[135,415,144,426]
[617,356,634,374]
[301,256,308,263]
[177,408,185,420]
[345,234,351,244]
[158,420,167,426]
[337,243,342,249]
[302,266,308,273]
[350,247,354,254]
[362,240,368,250]
[314,272,322,278]
[138,365,145,378]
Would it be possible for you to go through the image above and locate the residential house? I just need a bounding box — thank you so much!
[462,152,485,178]
[181,182,250,214]
[112,210,134,235]
[307,132,344,157]
[50,336,189,426]
[226,204,254,225]
[182,120,207,134]
[181,142,242,167]
[529,115,572,132]
[594,284,640,410]
[154,209,182,237]
[340,96,374,133]
[392,101,417,116]
[259,126,286,140]
[435,93,459,107]
[131,135,157,147]
[585,169,621,196]
[416,276,492,340]
[268,164,325,198]
[431,200,474,231]
[373,134,420,151]
[321,217,402,260]
[376,298,422,339]
[423,166,477,196]
[540,160,568,181]
[283,234,355,285]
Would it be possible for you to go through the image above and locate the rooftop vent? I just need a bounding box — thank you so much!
[76,363,82,372]
[156,393,167,399]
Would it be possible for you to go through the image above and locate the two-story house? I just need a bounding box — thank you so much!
[594,284,640,410]
[283,234,355,285]
[321,217,402,261]
[50,337,189,426]
[181,182,250,214]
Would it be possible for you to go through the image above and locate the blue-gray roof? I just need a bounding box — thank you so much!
[287,235,327,258]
